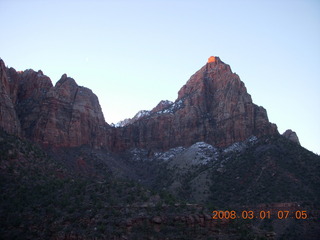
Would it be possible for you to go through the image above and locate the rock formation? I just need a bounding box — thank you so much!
[110,57,278,151]
[282,129,300,145]
[1,61,108,148]
[151,100,173,113]
[0,59,21,136]
[7,67,53,139]
[31,74,108,148]
[0,56,278,151]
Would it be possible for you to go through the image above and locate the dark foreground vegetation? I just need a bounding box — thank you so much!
[1,130,319,239]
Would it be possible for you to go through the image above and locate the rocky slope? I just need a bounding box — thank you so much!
[1,127,319,239]
[1,129,280,240]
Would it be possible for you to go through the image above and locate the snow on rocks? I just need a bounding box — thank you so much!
[187,142,219,165]
[112,118,131,128]
[165,142,220,170]
[112,110,151,128]
[223,136,258,153]
[156,99,184,115]
[134,110,151,119]
[112,98,185,128]
[154,146,185,161]
[130,148,149,161]
[126,137,258,168]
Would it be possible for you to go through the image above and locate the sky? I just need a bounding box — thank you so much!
[0,0,319,154]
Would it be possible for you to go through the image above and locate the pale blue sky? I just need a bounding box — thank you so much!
[1,0,319,154]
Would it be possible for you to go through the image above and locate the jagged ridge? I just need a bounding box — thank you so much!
[1,56,278,152]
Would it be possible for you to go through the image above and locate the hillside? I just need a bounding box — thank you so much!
[1,129,281,240]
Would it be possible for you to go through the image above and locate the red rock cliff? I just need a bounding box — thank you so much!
[109,57,278,151]
[32,74,108,148]
[0,57,278,151]
[1,60,108,148]
[0,59,21,135]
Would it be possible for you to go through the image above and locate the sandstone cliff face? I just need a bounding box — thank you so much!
[0,59,20,136]
[32,74,108,148]
[110,57,278,151]
[1,59,108,148]
[7,67,53,139]
[0,57,278,151]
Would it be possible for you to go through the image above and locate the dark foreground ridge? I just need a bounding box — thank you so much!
[0,57,319,239]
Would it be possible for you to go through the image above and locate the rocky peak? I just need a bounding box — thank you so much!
[50,74,79,103]
[113,118,131,128]
[151,100,173,113]
[0,56,278,152]
[0,59,107,148]
[4,66,53,139]
[55,74,78,89]
[207,56,216,63]
[61,73,68,80]
[207,56,224,64]
[56,73,77,87]
[14,68,52,101]
[110,56,278,151]
[177,56,235,100]
[282,129,300,145]
[34,74,107,148]
[115,110,151,128]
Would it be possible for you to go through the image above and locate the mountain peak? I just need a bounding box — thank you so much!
[110,57,278,151]
[178,57,238,99]
[207,56,216,63]
[283,129,300,145]
[61,73,68,80]
[0,56,278,151]
[207,56,223,64]
[56,73,76,85]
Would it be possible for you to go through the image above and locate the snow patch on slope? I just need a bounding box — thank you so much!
[156,99,184,114]
[112,98,185,128]
[112,110,151,128]
[134,110,150,119]
[223,136,258,153]
[154,146,185,161]
[188,142,219,165]
[130,148,149,161]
